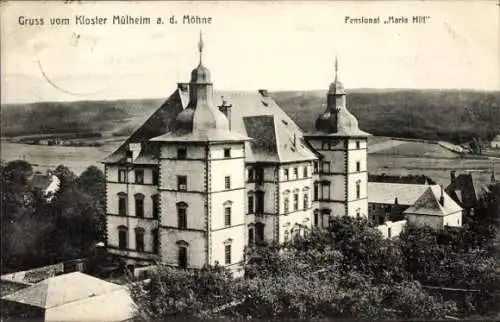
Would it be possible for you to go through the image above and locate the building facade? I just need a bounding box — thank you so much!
[103,36,370,270]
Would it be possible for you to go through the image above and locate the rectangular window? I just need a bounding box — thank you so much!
[293,193,299,211]
[388,227,392,238]
[303,166,308,178]
[356,208,361,219]
[225,245,231,264]
[247,168,255,182]
[303,193,309,210]
[118,230,127,249]
[356,161,361,172]
[177,176,187,191]
[152,169,159,185]
[225,176,231,190]
[293,168,298,179]
[248,228,254,245]
[135,198,144,218]
[314,211,319,227]
[322,161,330,174]
[152,196,159,219]
[135,231,144,252]
[119,197,127,216]
[224,148,231,158]
[284,169,289,181]
[313,183,319,201]
[321,183,330,200]
[313,161,319,174]
[152,229,159,254]
[177,148,187,159]
[135,169,144,184]
[118,169,127,183]
[255,167,264,184]
[224,207,231,226]
[248,195,254,214]
[356,182,361,199]
[321,141,328,150]
[256,191,264,213]
[356,141,360,149]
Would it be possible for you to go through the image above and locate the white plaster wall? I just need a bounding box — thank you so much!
[443,211,462,227]
[210,158,245,192]
[210,190,245,230]
[210,226,246,266]
[107,216,158,252]
[160,229,207,268]
[160,191,206,230]
[209,144,245,159]
[160,159,206,191]
[346,172,367,201]
[377,220,407,238]
[347,149,366,173]
[161,144,205,159]
[406,214,443,229]
[346,198,369,218]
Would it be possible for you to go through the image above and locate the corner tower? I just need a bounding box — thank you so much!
[305,57,370,220]
[151,33,249,272]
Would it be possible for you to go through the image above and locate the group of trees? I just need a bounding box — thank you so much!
[0,160,105,273]
[131,183,500,321]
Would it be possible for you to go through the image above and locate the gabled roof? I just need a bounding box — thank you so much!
[404,185,462,217]
[2,272,122,309]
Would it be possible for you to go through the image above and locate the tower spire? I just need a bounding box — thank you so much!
[334,55,339,82]
[198,30,204,66]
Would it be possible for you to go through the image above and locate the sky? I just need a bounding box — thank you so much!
[1,1,499,103]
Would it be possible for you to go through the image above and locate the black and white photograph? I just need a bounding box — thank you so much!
[1,1,499,321]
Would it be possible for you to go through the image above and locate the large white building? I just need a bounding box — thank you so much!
[103,35,370,271]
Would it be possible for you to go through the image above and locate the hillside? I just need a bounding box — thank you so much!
[2,89,499,144]
[273,89,500,143]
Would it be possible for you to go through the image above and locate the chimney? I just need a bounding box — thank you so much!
[258,89,268,97]
[439,185,444,206]
[450,170,456,183]
[218,96,232,130]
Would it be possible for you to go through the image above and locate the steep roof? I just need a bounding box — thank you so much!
[404,185,462,216]
[1,272,122,309]
[104,89,317,164]
[445,172,491,208]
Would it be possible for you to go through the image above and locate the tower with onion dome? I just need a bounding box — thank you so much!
[150,32,249,271]
[305,57,370,221]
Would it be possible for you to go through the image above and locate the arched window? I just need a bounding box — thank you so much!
[248,224,255,246]
[314,209,319,227]
[283,190,290,214]
[223,201,233,227]
[177,202,188,229]
[152,228,159,254]
[176,240,189,268]
[356,180,361,199]
[303,191,309,210]
[118,225,128,249]
[151,194,160,219]
[134,193,144,218]
[135,227,145,252]
[224,239,233,265]
[117,192,127,216]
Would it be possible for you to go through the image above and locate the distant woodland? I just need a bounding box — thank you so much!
[2,90,499,144]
